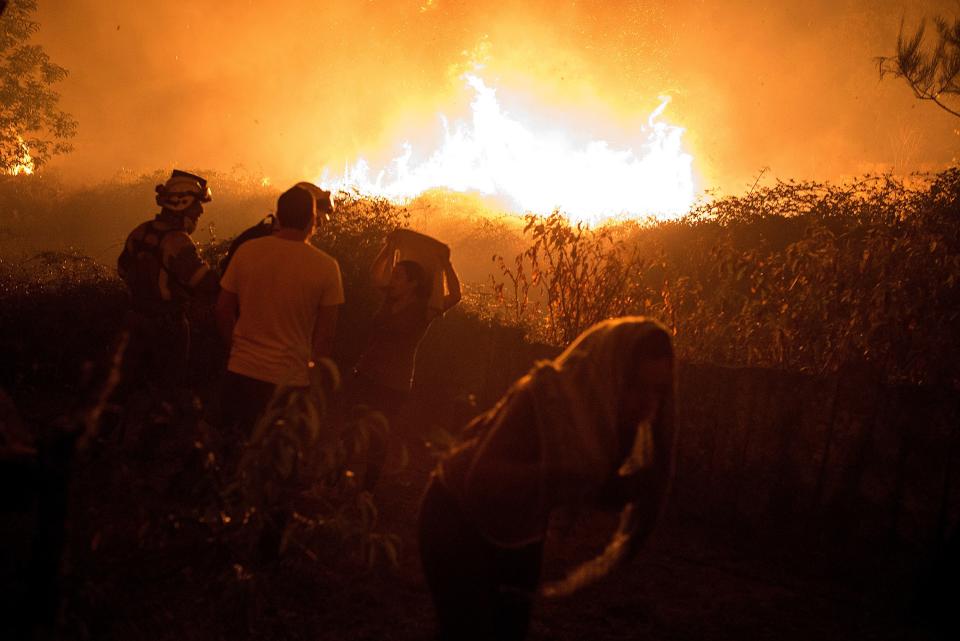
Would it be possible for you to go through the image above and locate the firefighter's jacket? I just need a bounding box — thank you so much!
[117,215,218,315]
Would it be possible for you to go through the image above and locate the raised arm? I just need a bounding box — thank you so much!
[370,241,389,275]
[369,239,393,290]
[441,260,462,312]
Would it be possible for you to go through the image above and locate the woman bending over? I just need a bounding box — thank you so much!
[418,317,676,641]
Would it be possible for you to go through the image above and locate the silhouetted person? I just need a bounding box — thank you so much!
[418,317,676,641]
[351,232,461,490]
[215,183,342,563]
[216,182,343,445]
[115,170,219,402]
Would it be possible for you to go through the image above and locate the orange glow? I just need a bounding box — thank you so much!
[9,135,35,176]
[321,75,696,225]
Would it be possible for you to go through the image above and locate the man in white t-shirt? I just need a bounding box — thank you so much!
[215,183,344,440]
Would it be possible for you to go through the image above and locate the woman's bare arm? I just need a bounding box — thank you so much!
[543,365,676,598]
[368,236,394,292]
[441,260,462,311]
[540,465,670,598]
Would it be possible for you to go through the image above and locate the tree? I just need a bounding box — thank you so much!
[0,0,77,174]
[877,16,960,119]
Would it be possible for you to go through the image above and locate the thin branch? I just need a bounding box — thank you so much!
[904,72,960,118]
[877,14,960,118]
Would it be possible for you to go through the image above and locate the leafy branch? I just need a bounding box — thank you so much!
[0,0,77,172]
[876,16,960,118]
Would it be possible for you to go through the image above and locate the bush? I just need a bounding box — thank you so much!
[0,250,125,398]
[49,348,401,639]
[5,169,959,392]
[197,358,399,569]
[491,171,960,386]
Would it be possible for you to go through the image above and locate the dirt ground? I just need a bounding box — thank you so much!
[48,417,947,641]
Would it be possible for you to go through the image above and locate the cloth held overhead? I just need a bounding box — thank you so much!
[371,229,452,313]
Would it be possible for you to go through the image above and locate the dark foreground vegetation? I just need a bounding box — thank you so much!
[1,169,958,639]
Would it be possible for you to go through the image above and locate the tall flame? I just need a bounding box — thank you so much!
[323,75,695,224]
[8,135,35,176]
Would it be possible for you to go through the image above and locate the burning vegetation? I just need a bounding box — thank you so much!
[2,167,960,638]
[3,1,960,640]
[5,134,33,175]
[325,74,695,224]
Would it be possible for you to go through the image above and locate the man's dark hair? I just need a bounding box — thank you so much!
[396,260,432,300]
[276,185,315,230]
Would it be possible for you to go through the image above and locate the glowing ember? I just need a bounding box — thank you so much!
[322,75,695,224]
[9,135,35,176]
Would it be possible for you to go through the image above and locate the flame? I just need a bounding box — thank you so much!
[8,135,35,176]
[323,75,695,224]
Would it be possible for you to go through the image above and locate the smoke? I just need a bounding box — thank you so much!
[34,0,959,195]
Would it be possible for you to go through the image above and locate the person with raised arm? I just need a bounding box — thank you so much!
[350,229,462,490]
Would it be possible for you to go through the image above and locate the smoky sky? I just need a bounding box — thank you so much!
[33,0,960,195]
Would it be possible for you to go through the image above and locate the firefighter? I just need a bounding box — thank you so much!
[116,170,220,395]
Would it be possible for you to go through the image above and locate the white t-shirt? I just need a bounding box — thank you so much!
[220,236,344,386]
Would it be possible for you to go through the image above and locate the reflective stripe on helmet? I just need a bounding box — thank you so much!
[156,170,213,212]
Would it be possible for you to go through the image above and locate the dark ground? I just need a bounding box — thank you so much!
[38,407,944,641]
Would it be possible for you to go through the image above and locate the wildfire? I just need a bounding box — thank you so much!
[323,75,696,224]
[8,135,35,176]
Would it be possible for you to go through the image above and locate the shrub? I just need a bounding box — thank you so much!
[0,249,125,397]
[198,358,399,569]
[491,171,960,386]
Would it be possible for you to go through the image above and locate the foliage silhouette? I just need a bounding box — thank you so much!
[877,14,960,118]
[492,171,960,386]
[0,0,77,172]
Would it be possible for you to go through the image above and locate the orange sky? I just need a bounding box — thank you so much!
[33,0,959,196]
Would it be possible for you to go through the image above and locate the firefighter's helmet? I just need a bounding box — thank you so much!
[156,170,213,212]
